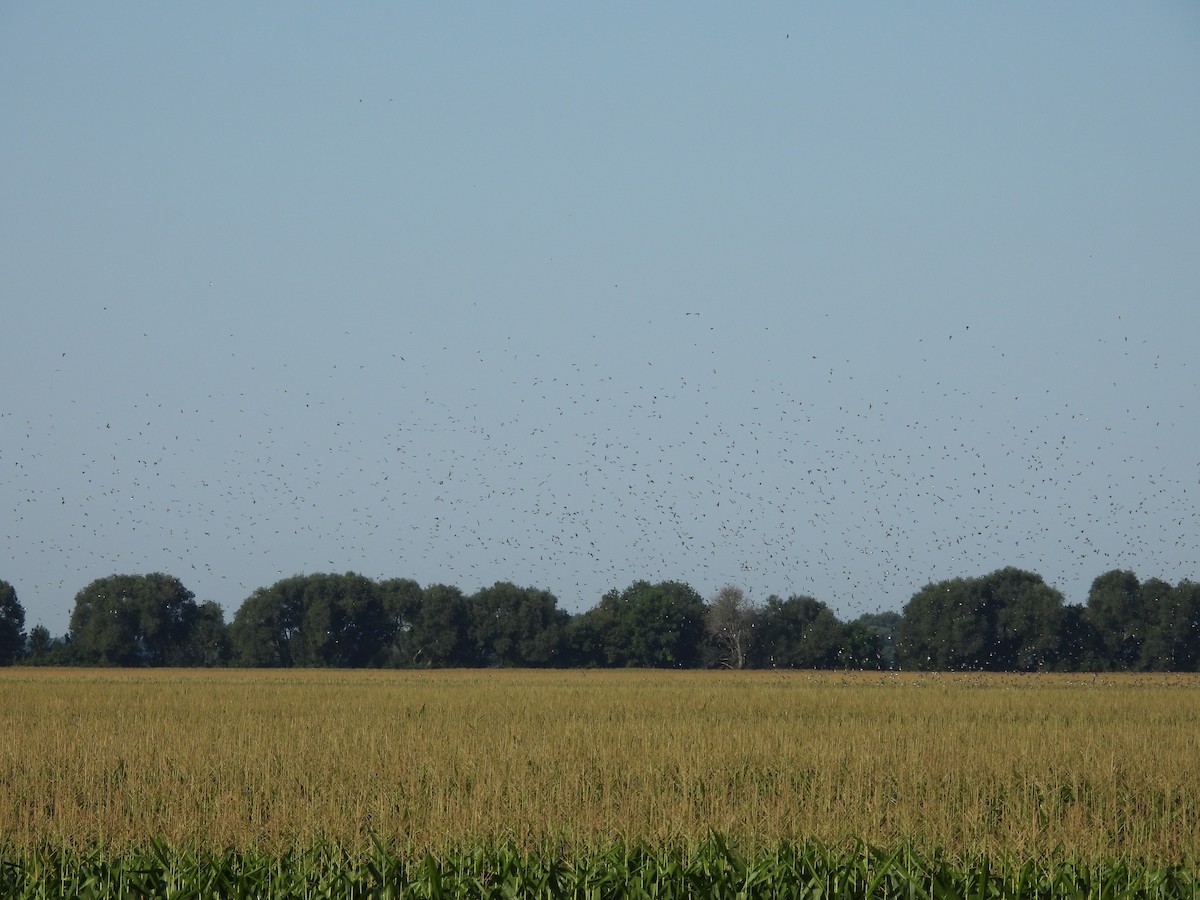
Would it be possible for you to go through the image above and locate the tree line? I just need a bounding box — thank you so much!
[1,567,1197,671]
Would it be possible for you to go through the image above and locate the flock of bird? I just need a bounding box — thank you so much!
[3,302,1195,634]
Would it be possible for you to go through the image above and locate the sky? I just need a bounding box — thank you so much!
[3,4,1198,636]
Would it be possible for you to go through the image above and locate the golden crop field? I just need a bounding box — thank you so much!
[0,668,1196,865]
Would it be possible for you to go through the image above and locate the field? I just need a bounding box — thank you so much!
[1,668,1197,896]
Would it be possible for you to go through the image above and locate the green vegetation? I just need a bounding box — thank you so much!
[0,579,24,665]
[2,839,1195,899]
[7,566,1198,672]
[1,668,1196,896]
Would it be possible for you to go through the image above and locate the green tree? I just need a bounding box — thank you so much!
[1085,570,1143,670]
[1057,604,1104,671]
[230,573,389,667]
[183,601,231,666]
[754,594,844,668]
[988,568,1066,670]
[412,583,476,667]
[375,580,477,668]
[26,624,52,661]
[1136,578,1200,671]
[580,580,707,667]
[293,572,389,667]
[0,580,26,665]
[897,569,1066,671]
[897,577,989,670]
[377,577,422,666]
[469,582,568,667]
[837,619,885,669]
[851,611,901,668]
[1164,581,1200,671]
[563,609,604,668]
[69,574,199,666]
[230,580,303,666]
[71,585,137,666]
[23,626,75,666]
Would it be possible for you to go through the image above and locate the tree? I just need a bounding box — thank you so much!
[374,579,477,668]
[851,611,901,669]
[293,572,389,667]
[377,577,423,666]
[26,624,52,660]
[183,601,231,666]
[754,594,844,668]
[1057,603,1104,671]
[896,568,1066,671]
[580,580,707,667]
[987,568,1066,670]
[706,585,757,669]
[468,582,568,667]
[23,626,74,666]
[1136,578,1200,671]
[1164,581,1200,671]
[230,573,390,667]
[230,579,304,667]
[0,580,26,665]
[71,583,136,666]
[1085,570,1143,670]
[563,611,601,667]
[413,583,476,667]
[69,574,200,666]
[837,619,885,669]
[1079,572,1200,672]
[897,577,989,670]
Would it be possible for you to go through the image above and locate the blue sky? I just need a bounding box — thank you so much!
[3,4,1198,635]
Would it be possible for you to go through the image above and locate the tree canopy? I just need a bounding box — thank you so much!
[68,574,216,666]
[576,580,708,668]
[1085,571,1200,671]
[0,580,25,665]
[229,572,387,667]
[9,564,1198,671]
[896,568,1067,671]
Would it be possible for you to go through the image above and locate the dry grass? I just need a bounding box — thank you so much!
[0,668,1196,862]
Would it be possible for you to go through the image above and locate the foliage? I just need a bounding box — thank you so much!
[229,579,303,666]
[407,583,475,667]
[1,838,1194,899]
[468,582,569,667]
[578,580,707,667]
[23,565,1200,671]
[837,619,885,670]
[1085,571,1200,672]
[294,572,390,667]
[1086,570,1144,669]
[0,579,25,665]
[67,573,218,666]
[754,594,844,668]
[21,626,74,667]
[189,601,231,666]
[848,611,900,668]
[378,577,477,668]
[26,624,51,659]
[229,572,388,667]
[1161,581,1200,671]
[897,568,1066,671]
